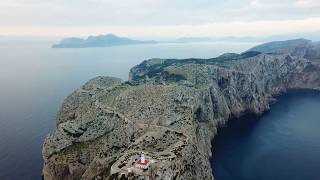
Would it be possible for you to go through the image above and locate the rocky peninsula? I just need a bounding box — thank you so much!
[43,39,320,180]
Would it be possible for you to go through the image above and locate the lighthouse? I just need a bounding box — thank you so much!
[134,153,151,169]
[141,153,146,164]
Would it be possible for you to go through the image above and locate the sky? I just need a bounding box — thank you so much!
[1,0,320,38]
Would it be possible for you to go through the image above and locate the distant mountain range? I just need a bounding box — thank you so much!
[52,34,157,48]
[175,32,320,43]
[52,32,320,48]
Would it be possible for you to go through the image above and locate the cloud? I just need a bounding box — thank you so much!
[0,0,320,37]
[2,17,320,38]
[294,0,320,8]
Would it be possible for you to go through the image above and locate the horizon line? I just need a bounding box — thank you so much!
[1,18,320,39]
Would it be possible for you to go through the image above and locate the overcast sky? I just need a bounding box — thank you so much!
[1,0,320,38]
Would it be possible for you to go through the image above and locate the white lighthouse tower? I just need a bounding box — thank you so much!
[141,153,146,164]
[134,152,151,169]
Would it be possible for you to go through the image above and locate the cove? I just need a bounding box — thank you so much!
[211,90,320,180]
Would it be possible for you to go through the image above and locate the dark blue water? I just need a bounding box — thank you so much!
[0,37,255,180]
[212,90,320,180]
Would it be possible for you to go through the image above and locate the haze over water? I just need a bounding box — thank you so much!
[0,38,255,180]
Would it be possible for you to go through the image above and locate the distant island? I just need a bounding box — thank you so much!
[53,32,320,48]
[52,34,157,48]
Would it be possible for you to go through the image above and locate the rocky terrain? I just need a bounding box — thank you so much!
[43,39,320,180]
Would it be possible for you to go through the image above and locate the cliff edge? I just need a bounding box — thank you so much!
[43,39,320,180]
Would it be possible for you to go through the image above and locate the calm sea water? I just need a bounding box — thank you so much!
[212,90,320,180]
[0,37,255,180]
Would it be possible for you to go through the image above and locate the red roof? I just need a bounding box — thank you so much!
[136,159,150,165]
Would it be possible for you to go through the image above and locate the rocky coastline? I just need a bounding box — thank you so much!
[42,39,320,180]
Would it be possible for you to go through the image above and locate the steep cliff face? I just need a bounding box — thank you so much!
[43,41,320,180]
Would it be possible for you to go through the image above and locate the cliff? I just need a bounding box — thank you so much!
[43,40,320,180]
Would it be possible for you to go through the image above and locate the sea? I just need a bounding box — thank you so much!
[1,37,319,180]
[212,90,320,180]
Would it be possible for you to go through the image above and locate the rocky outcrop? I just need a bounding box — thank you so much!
[43,40,320,180]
